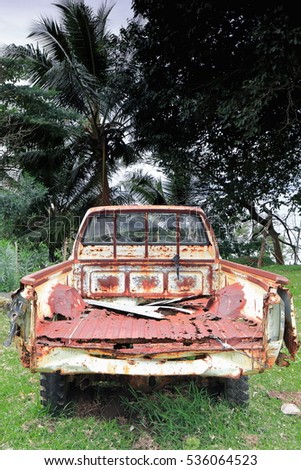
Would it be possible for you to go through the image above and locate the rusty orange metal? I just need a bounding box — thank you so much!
[10,205,298,383]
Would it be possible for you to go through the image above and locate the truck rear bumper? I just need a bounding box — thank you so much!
[33,347,264,378]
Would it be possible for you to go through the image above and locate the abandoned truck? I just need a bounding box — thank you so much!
[6,205,299,411]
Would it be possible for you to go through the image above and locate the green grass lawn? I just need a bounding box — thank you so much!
[0,265,300,450]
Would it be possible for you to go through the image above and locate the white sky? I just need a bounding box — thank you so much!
[0,0,133,46]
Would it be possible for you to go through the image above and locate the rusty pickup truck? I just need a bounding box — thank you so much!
[6,205,299,411]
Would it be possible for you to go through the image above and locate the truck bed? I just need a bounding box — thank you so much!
[36,293,263,359]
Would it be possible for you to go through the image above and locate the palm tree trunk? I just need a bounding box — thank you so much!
[100,135,111,205]
[93,134,111,206]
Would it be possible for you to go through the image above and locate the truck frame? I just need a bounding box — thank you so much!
[6,205,299,411]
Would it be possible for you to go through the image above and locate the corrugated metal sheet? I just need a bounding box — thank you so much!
[36,302,262,353]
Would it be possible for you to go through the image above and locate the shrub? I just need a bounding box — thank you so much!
[0,239,50,291]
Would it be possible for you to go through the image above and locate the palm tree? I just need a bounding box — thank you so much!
[6,0,136,205]
[116,166,200,206]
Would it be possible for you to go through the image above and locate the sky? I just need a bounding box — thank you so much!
[0,0,133,47]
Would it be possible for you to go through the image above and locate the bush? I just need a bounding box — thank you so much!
[0,239,50,292]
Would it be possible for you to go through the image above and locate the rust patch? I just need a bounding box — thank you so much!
[18,341,31,368]
[48,284,86,320]
[284,323,300,358]
[98,276,119,292]
[206,283,246,318]
[140,276,159,290]
[36,300,263,356]
[175,276,196,291]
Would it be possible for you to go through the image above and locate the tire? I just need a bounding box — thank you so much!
[40,372,69,413]
[197,377,224,398]
[223,376,249,407]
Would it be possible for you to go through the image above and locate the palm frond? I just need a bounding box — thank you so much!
[4,44,53,85]
[118,169,166,205]
[55,0,111,82]
[96,2,116,39]
[28,16,72,63]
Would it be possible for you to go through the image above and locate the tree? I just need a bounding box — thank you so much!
[0,55,102,260]
[130,1,301,152]
[5,0,138,205]
[120,0,301,263]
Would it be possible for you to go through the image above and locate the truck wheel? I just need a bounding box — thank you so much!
[223,376,249,407]
[40,372,69,413]
[197,377,223,398]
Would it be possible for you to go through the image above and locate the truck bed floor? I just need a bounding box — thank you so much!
[36,303,263,357]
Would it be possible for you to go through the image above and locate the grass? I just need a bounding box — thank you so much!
[0,265,300,450]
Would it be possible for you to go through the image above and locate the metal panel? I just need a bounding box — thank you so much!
[116,245,145,258]
[168,272,203,294]
[148,245,177,258]
[90,271,125,294]
[179,244,215,260]
[79,245,114,259]
[36,301,263,350]
[129,272,164,294]
[80,263,213,298]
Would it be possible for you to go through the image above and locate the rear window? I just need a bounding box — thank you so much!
[81,212,209,245]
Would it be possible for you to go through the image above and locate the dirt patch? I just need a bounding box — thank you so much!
[72,386,134,421]
[268,390,301,407]
[77,397,127,420]
[244,434,259,447]
[132,432,160,450]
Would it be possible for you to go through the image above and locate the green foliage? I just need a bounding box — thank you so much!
[0,57,77,171]
[126,1,301,207]
[2,1,300,262]
[0,240,50,291]
[0,173,48,239]
[0,56,28,83]
[0,170,85,262]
